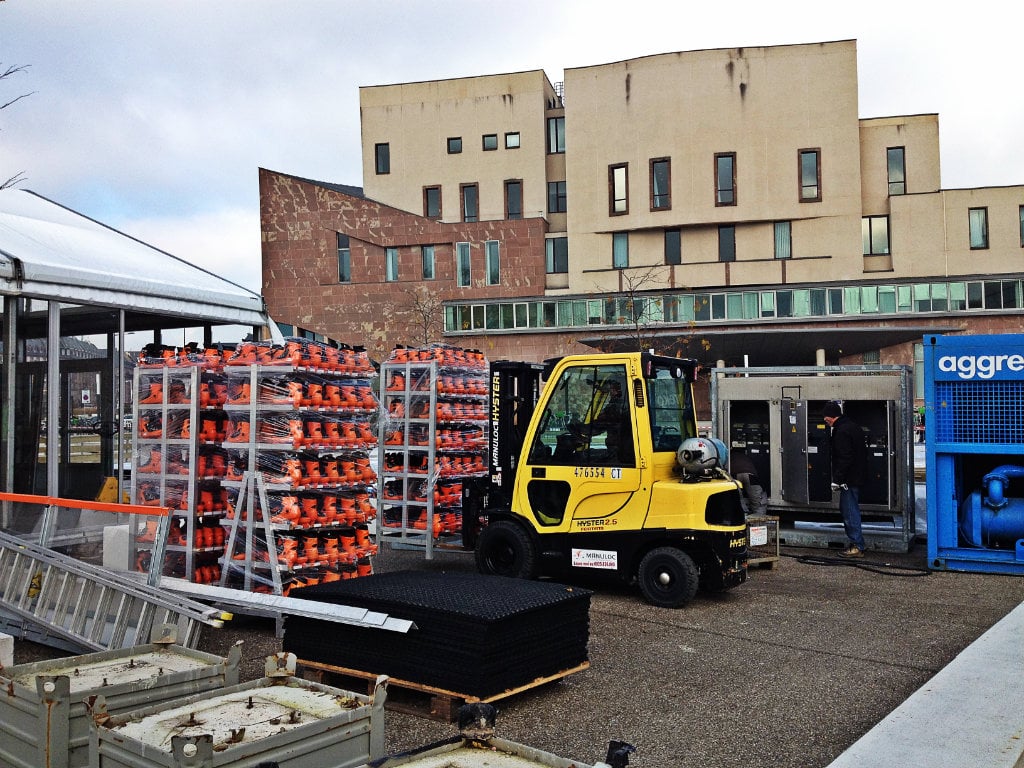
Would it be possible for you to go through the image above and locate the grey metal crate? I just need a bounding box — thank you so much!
[0,626,240,768]
[88,654,386,768]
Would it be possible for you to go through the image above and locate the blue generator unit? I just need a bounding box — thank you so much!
[924,333,1024,574]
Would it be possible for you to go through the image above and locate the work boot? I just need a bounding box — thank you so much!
[839,546,864,558]
[228,382,251,405]
[139,382,164,404]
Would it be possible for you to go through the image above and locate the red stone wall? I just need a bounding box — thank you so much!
[260,168,549,362]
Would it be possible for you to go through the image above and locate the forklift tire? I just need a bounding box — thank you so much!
[475,520,539,580]
[637,547,699,608]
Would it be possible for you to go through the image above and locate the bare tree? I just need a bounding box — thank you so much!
[2,63,33,190]
[401,285,445,346]
[595,266,712,360]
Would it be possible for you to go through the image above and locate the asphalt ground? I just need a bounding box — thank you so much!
[14,537,1021,768]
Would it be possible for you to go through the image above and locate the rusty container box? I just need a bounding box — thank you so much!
[88,655,386,768]
[0,628,240,768]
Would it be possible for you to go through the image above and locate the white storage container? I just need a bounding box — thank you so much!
[0,626,240,768]
[89,653,386,768]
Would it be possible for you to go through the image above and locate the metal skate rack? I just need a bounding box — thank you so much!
[130,365,218,583]
[377,355,487,559]
[218,362,380,595]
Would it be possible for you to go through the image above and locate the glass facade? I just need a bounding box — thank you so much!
[443,277,1024,333]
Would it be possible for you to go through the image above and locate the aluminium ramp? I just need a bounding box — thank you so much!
[0,530,229,654]
[160,579,416,634]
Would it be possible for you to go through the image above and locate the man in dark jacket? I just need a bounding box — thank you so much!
[823,401,868,558]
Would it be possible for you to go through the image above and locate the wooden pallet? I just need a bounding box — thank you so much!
[297,658,590,721]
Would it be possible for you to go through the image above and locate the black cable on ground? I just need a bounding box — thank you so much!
[781,550,932,577]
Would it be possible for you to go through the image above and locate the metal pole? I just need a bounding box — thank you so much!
[117,310,126,502]
[47,301,60,497]
[1,296,16,524]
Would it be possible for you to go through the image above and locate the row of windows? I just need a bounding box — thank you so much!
[339,234,501,287]
[546,120,908,204]
[374,134,523,174]
[443,278,1024,333]
[614,203,1022,270]
[402,147,906,226]
[421,181,524,221]
[340,201,1022,287]
[609,149,830,216]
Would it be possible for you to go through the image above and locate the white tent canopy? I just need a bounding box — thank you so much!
[0,188,269,328]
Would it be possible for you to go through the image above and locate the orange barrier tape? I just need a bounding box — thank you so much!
[0,492,169,517]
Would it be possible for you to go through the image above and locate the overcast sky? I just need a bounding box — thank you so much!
[2,0,1021,295]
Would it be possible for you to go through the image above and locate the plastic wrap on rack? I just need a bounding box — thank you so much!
[221,531,374,596]
[263,490,374,528]
[436,373,489,396]
[195,482,231,515]
[137,411,164,439]
[255,450,376,488]
[257,374,303,406]
[196,445,229,478]
[434,479,464,508]
[385,343,487,371]
[257,412,306,447]
[396,507,462,538]
[435,424,486,451]
[196,412,228,443]
[227,376,252,405]
[137,342,228,370]
[223,338,375,375]
[135,478,188,509]
[135,444,189,475]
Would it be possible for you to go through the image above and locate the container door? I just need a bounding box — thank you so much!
[780,398,809,503]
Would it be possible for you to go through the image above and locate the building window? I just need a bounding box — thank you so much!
[461,183,479,223]
[609,163,628,215]
[718,225,736,262]
[337,233,351,283]
[485,240,500,285]
[664,228,681,265]
[505,180,523,220]
[651,158,671,210]
[421,245,435,280]
[862,216,890,255]
[715,152,736,206]
[447,137,462,154]
[505,132,520,149]
[424,186,441,219]
[887,147,906,196]
[969,207,989,249]
[374,143,390,175]
[547,116,565,154]
[482,134,498,151]
[548,181,567,214]
[774,221,792,259]
[546,237,568,274]
[456,242,471,287]
[385,247,399,282]
[612,232,629,269]
[799,149,821,202]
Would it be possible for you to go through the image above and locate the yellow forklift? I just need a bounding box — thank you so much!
[465,352,747,608]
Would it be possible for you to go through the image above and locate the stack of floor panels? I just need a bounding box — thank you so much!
[283,571,591,698]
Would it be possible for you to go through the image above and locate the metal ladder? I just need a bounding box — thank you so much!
[0,530,230,654]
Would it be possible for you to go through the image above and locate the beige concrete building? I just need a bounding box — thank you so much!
[261,39,1024,397]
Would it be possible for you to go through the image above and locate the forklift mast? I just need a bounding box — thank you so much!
[485,360,546,506]
[461,360,544,547]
